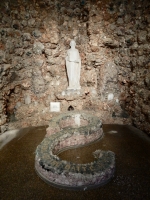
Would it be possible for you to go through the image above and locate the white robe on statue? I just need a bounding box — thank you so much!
[66,48,81,90]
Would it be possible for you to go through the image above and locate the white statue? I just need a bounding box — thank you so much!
[66,40,81,90]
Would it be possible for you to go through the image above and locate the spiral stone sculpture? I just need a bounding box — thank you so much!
[35,111,115,190]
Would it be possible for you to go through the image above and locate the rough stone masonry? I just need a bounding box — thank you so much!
[0,0,149,135]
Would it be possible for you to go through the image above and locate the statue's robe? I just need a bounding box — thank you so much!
[66,49,81,90]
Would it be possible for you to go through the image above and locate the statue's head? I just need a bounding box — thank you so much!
[70,40,76,47]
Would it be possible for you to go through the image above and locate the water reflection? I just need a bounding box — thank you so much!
[0,125,150,199]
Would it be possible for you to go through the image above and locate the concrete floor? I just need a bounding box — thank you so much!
[0,125,150,200]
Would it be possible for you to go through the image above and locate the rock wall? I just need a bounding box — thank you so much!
[0,0,149,135]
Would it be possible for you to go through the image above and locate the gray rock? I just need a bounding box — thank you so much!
[125,35,135,46]
[6,40,15,53]
[108,24,116,31]
[137,48,143,56]
[22,33,31,41]
[103,38,119,48]
[23,41,29,48]
[144,74,150,89]
[21,20,27,27]
[46,57,56,65]
[143,44,150,55]
[32,29,41,37]
[45,49,52,56]
[15,102,21,108]
[137,56,145,67]
[147,33,150,42]
[137,31,147,44]
[25,49,33,57]
[35,59,44,67]
[30,10,38,18]
[125,29,135,35]
[0,50,5,64]
[14,38,23,48]
[0,102,3,112]
[1,125,8,134]
[2,64,11,72]
[104,62,118,79]
[117,18,124,24]
[32,76,45,94]
[0,28,7,36]
[12,20,20,29]
[33,42,44,54]
[22,59,32,68]
[47,65,57,77]
[116,28,125,36]
[32,69,42,76]
[24,94,31,105]
[124,14,131,23]
[28,18,35,27]
[130,42,138,50]
[15,48,24,56]
[2,16,11,24]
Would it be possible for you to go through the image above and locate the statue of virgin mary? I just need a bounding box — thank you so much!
[66,40,81,90]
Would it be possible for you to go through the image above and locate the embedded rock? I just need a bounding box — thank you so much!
[33,42,44,54]
[103,38,119,48]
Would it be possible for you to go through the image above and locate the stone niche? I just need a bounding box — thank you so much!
[0,0,150,135]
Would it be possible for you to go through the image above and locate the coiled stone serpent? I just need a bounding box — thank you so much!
[35,111,115,190]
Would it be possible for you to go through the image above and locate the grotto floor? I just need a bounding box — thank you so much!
[0,125,150,200]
